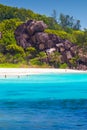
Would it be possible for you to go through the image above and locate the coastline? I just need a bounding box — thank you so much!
[0,68,87,77]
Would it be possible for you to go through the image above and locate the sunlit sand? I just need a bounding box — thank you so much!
[0,68,86,77]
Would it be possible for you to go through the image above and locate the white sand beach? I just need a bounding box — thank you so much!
[0,68,87,77]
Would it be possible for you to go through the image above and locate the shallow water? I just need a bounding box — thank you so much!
[0,73,87,129]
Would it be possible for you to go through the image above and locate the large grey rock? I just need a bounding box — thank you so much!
[66,51,73,60]
[32,32,49,44]
[56,43,64,48]
[0,32,2,39]
[46,48,56,54]
[27,20,47,35]
[15,20,87,70]
[70,46,77,55]
[64,40,73,50]
[15,20,63,50]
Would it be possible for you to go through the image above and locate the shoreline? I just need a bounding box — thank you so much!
[0,68,87,77]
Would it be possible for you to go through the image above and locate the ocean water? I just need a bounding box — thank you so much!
[0,73,87,129]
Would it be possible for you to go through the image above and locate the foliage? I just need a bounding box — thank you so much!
[59,63,68,69]
[45,29,69,39]
[48,52,61,68]
[25,47,37,64]
[29,58,42,66]
[0,63,28,68]
[6,44,25,55]
[72,30,84,45]
[51,10,57,22]
[59,13,81,30]
[0,53,6,63]
[0,19,22,52]
[0,18,22,32]
[37,52,47,59]
[0,4,61,30]
[0,4,35,22]
[26,47,37,56]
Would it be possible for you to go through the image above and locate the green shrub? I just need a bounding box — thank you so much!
[59,63,68,69]
[45,29,69,39]
[30,58,42,65]
[6,44,25,56]
[0,53,6,63]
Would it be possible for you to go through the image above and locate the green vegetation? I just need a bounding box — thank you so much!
[0,63,28,68]
[59,13,81,30]
[45,29,69,40]
[0,4,87,68]
[59,63,68,69]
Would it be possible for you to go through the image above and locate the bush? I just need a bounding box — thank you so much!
[25,47,37,57]
[0,53,6,63]
[5,53,25,63]
[59,63,68,69]
[30,58,42,66]
[6,44,25,56]
[45,29,69,39]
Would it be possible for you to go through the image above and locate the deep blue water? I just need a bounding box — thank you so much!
[0,73,87,129]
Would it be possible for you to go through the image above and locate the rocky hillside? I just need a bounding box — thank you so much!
[15,20,87,70]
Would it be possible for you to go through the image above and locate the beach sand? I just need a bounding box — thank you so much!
[0,68,87,77]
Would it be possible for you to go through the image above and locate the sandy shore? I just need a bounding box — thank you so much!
[0,68,87,77]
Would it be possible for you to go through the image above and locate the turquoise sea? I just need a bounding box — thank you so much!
[0,73,87,130]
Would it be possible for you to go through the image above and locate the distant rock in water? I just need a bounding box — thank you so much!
[14,20,87,70]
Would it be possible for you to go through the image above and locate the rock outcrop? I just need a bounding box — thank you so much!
[0,32,2,39]
[14,20,87,70]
